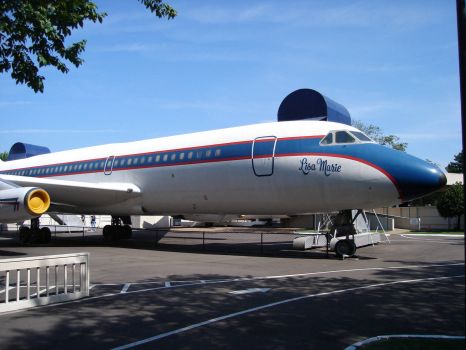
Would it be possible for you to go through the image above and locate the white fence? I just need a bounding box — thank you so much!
[0,252,89,313]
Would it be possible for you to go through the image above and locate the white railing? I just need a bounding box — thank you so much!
[0,252,89,313]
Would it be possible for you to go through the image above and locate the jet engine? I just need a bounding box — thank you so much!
[0,187,51,223]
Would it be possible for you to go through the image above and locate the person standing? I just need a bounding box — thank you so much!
[91,215,96,231]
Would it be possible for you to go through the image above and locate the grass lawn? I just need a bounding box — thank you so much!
[408,231,464,235]
[359,338,464,350]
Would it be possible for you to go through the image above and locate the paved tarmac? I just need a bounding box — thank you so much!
[0,230,464,350]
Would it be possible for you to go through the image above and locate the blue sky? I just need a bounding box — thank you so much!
[0,0,462,167]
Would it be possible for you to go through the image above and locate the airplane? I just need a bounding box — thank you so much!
[0,89,447,256]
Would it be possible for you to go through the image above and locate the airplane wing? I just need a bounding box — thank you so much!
[0,174,141,208]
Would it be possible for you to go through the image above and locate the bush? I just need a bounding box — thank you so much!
[437,182,464,230]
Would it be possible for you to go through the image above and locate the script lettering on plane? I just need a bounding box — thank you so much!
[299,158,342,176]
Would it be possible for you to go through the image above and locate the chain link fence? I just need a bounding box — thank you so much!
[1,226,332,258]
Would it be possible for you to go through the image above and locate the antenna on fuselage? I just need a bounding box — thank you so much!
[277,88,352,126]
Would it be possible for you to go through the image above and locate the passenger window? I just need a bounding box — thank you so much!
[321,133,333,145]
[133,158,139,165]
[215,149,221,157]
[128,158,133,166]
[206,150,212,157]
[171,154,176,161]
[140,157,146,164]
[163,154,168,161]
[156,155,160,162]
[148,156,153,163]
[188,152,193,159]
[335,131,356,144]
[180,153,185,160]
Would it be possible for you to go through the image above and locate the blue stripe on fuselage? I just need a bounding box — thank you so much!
[0,136,443,202]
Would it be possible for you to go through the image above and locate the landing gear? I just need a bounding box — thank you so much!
[19,218,51,244]
[39,227,52,244]
[103,216,132,241]
[329,209,362,258]
[334,239,357,257]
[19,226,31,243]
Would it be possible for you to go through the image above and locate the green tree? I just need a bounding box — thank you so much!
[436,182,464,230]
[0,151,7,161]
[445,150,463,173]
[0,0,176,93]
[352,120,408,152]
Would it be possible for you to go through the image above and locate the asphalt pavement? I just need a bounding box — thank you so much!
[0,229,464,350]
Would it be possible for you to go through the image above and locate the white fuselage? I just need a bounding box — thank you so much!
[0,121,405,216]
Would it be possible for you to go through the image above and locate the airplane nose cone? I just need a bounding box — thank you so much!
[439,171,447,187]
[395,159,447,202]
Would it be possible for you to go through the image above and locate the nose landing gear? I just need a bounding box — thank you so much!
[329,209,363,258]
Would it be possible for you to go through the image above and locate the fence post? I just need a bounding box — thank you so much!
[326,233,329,258]
[202,232,205,250]
[155,230,158,246]
[260,232,263,254]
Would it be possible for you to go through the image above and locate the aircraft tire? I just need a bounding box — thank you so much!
[19,226,31,244]
[110,226,120,241]
[335,239,356,258]
[122,225,132,239]
[40,227,52,244]
[103,225,112,240]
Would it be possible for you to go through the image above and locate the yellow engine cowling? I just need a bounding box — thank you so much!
[0,187,51,223]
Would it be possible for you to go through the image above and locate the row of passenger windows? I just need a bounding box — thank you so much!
[116,148,222,167]
[3,148,223,176]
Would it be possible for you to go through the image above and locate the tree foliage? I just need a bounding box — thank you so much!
[0,151,8,161]
[445,150,463,173]
[352,120,408,151]
[0,0,176,93]
[436,182,464,230]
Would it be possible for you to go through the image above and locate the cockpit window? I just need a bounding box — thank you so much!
[320,133,333,145]
[320,130,374,146]
[335,131,355,144]
[350,131,373,142]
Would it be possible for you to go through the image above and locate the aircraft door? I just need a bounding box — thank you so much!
[104,156,115,175]
[252,136,277,176]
